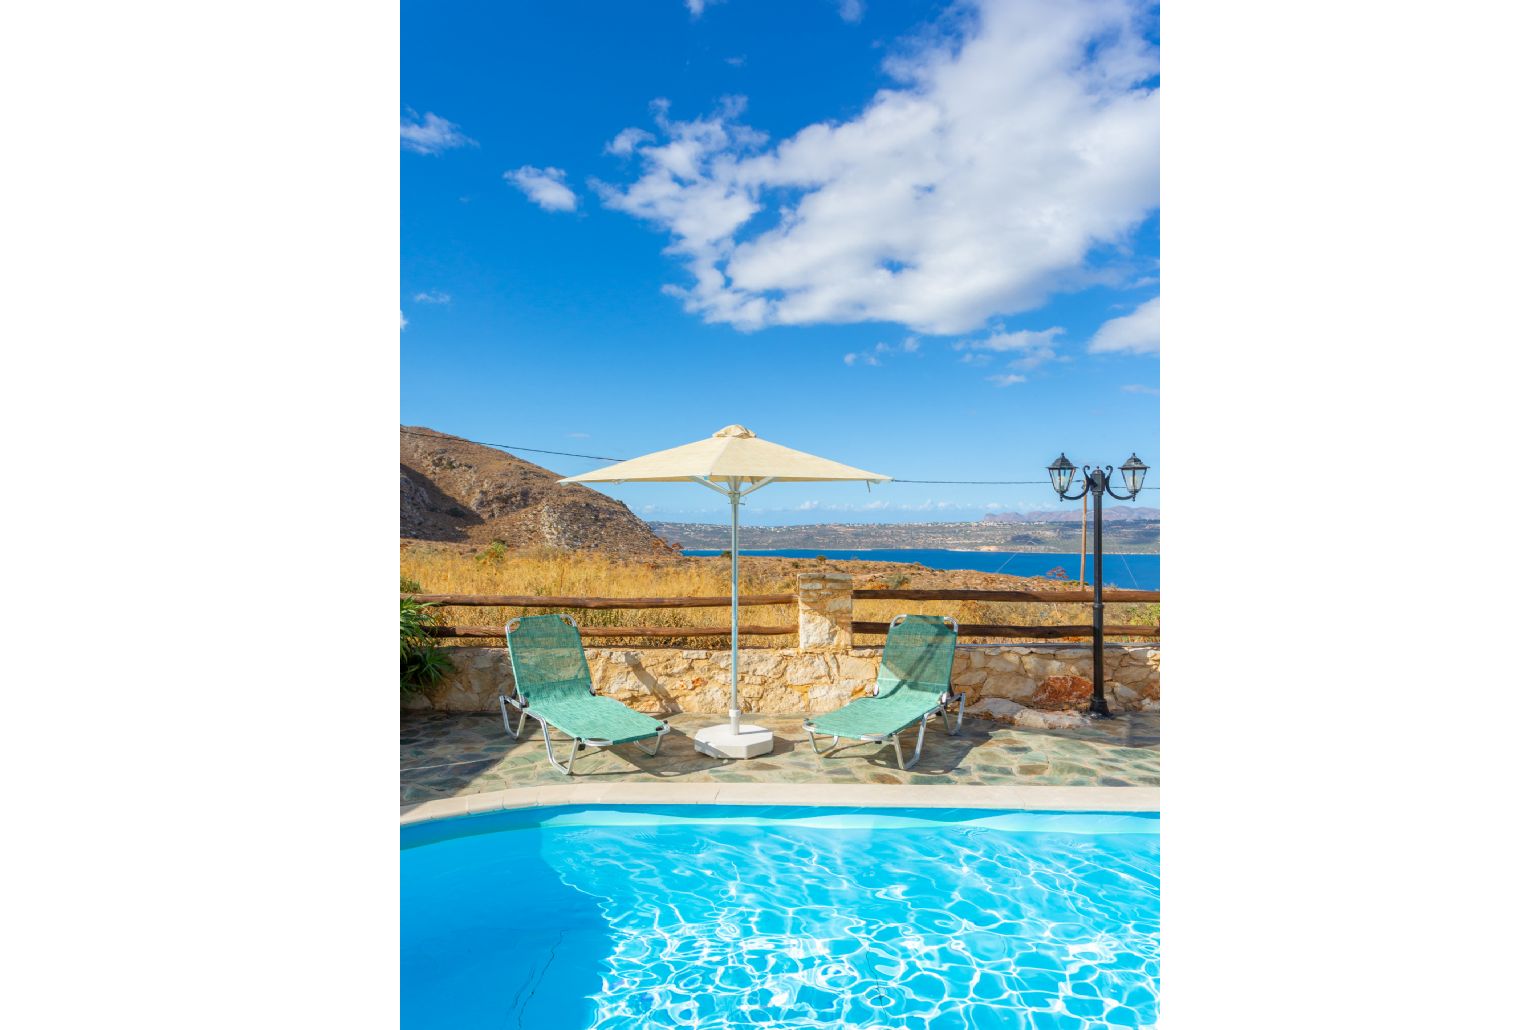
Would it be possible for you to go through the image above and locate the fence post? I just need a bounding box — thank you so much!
[797,571,853,653]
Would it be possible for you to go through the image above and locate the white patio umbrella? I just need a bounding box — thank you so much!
[560,425,889,759]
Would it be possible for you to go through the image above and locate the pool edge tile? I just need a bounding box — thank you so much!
[400,796,470,824]
[401,783,1157,824]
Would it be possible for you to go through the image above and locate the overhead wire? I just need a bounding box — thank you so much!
[398,427,1158,489]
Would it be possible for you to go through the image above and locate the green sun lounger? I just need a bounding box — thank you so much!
[803,613,966,770]
[496,613,669,775]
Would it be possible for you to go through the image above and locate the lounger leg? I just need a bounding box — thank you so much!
[638,726,664,757]
[807,729,839,757]
[539,721,579,776]
[498,695,519,738]
[516,709,527,740]
[942,693,966,735]
[905,720,927,769]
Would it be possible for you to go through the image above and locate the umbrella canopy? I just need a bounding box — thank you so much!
[558,424,889,485]
[559,425,890,748]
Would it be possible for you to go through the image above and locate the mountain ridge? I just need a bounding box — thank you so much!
[400,426,668,554]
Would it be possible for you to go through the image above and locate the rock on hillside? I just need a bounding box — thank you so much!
[400,426,668,554]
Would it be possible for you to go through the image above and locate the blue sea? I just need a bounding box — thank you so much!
[682,549,1160,590]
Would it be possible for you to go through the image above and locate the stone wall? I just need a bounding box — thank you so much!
[403,574,1158,726]
[405,642,1158,727]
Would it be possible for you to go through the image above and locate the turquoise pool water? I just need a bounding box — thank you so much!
[402,807,1159,1029]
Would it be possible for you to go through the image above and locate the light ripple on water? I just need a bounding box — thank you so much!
[567,825,1155,1029]
[402,816,1158,1030]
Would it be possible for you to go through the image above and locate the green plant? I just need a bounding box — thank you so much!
[476,540,509,565]
[401,596,452,692]
[882,572,911,589]
[400,575,423,593]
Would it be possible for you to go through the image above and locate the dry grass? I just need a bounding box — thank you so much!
[401,542,795,648]
[401,541,1158,649]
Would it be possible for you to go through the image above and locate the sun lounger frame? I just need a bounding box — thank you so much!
[802,613,966,770]
[496,613,669,775]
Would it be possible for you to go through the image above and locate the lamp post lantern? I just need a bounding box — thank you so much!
[1048,452,1150,717]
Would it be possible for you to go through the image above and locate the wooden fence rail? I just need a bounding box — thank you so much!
[428,624,797,639]
[405,593,795,609]
[406,588,1157,607]
[409,588,1159,643]
[851,588,1158,603]
[853,621,1158,640]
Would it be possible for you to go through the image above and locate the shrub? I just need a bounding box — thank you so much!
[476,540,509,565]
[400,575,423,594]
[401,596,452,692]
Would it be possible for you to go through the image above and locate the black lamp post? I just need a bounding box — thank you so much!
[1048,453,1150,717]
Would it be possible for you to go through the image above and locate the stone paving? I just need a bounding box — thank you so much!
[400,709,1159,804]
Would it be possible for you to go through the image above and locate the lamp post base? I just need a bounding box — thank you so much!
[693,722,774,760]
[1087,697,1114,718]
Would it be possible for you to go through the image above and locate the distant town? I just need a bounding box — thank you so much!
[649,512,1160,553]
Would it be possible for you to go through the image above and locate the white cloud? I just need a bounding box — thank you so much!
[772,498,972,514]
[684,0,722,17]
[1121,383,1159,395]
[399,310,407,331]
[400,111,475,155]
[1088,295,1159,354]
[505,166,579,212]
[598,0,1157,334]
[605,128,655,157]
[836,0,866,23]
[412,290,450,304]
[844,336,925,368]
[956,326,1063,376]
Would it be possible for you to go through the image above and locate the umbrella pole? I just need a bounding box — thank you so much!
[729,479,741,734]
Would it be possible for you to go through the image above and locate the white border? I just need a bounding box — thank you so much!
[401,783,1160,824]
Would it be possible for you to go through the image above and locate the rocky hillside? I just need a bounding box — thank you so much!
[400,426,668,554]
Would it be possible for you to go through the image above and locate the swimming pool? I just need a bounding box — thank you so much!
[402,806,1159,1029]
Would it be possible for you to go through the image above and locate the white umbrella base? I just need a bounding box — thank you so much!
[692,723,774,760]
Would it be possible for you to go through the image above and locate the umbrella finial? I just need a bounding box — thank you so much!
[713,424,757,439]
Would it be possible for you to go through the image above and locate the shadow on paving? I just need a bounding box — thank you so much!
[400,708,1161,802]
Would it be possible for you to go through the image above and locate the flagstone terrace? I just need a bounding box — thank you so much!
[401,710,1160,806]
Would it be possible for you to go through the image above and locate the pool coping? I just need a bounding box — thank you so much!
[400,783,1159,825]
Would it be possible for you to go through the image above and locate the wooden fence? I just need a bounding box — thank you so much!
[405,587,1159,643]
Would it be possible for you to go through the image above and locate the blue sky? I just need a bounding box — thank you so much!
[402,0,1159,525]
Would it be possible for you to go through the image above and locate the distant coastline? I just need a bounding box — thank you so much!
[655,517,1160,554]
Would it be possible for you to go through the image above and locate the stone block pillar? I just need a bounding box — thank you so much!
[797,570,853,652]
